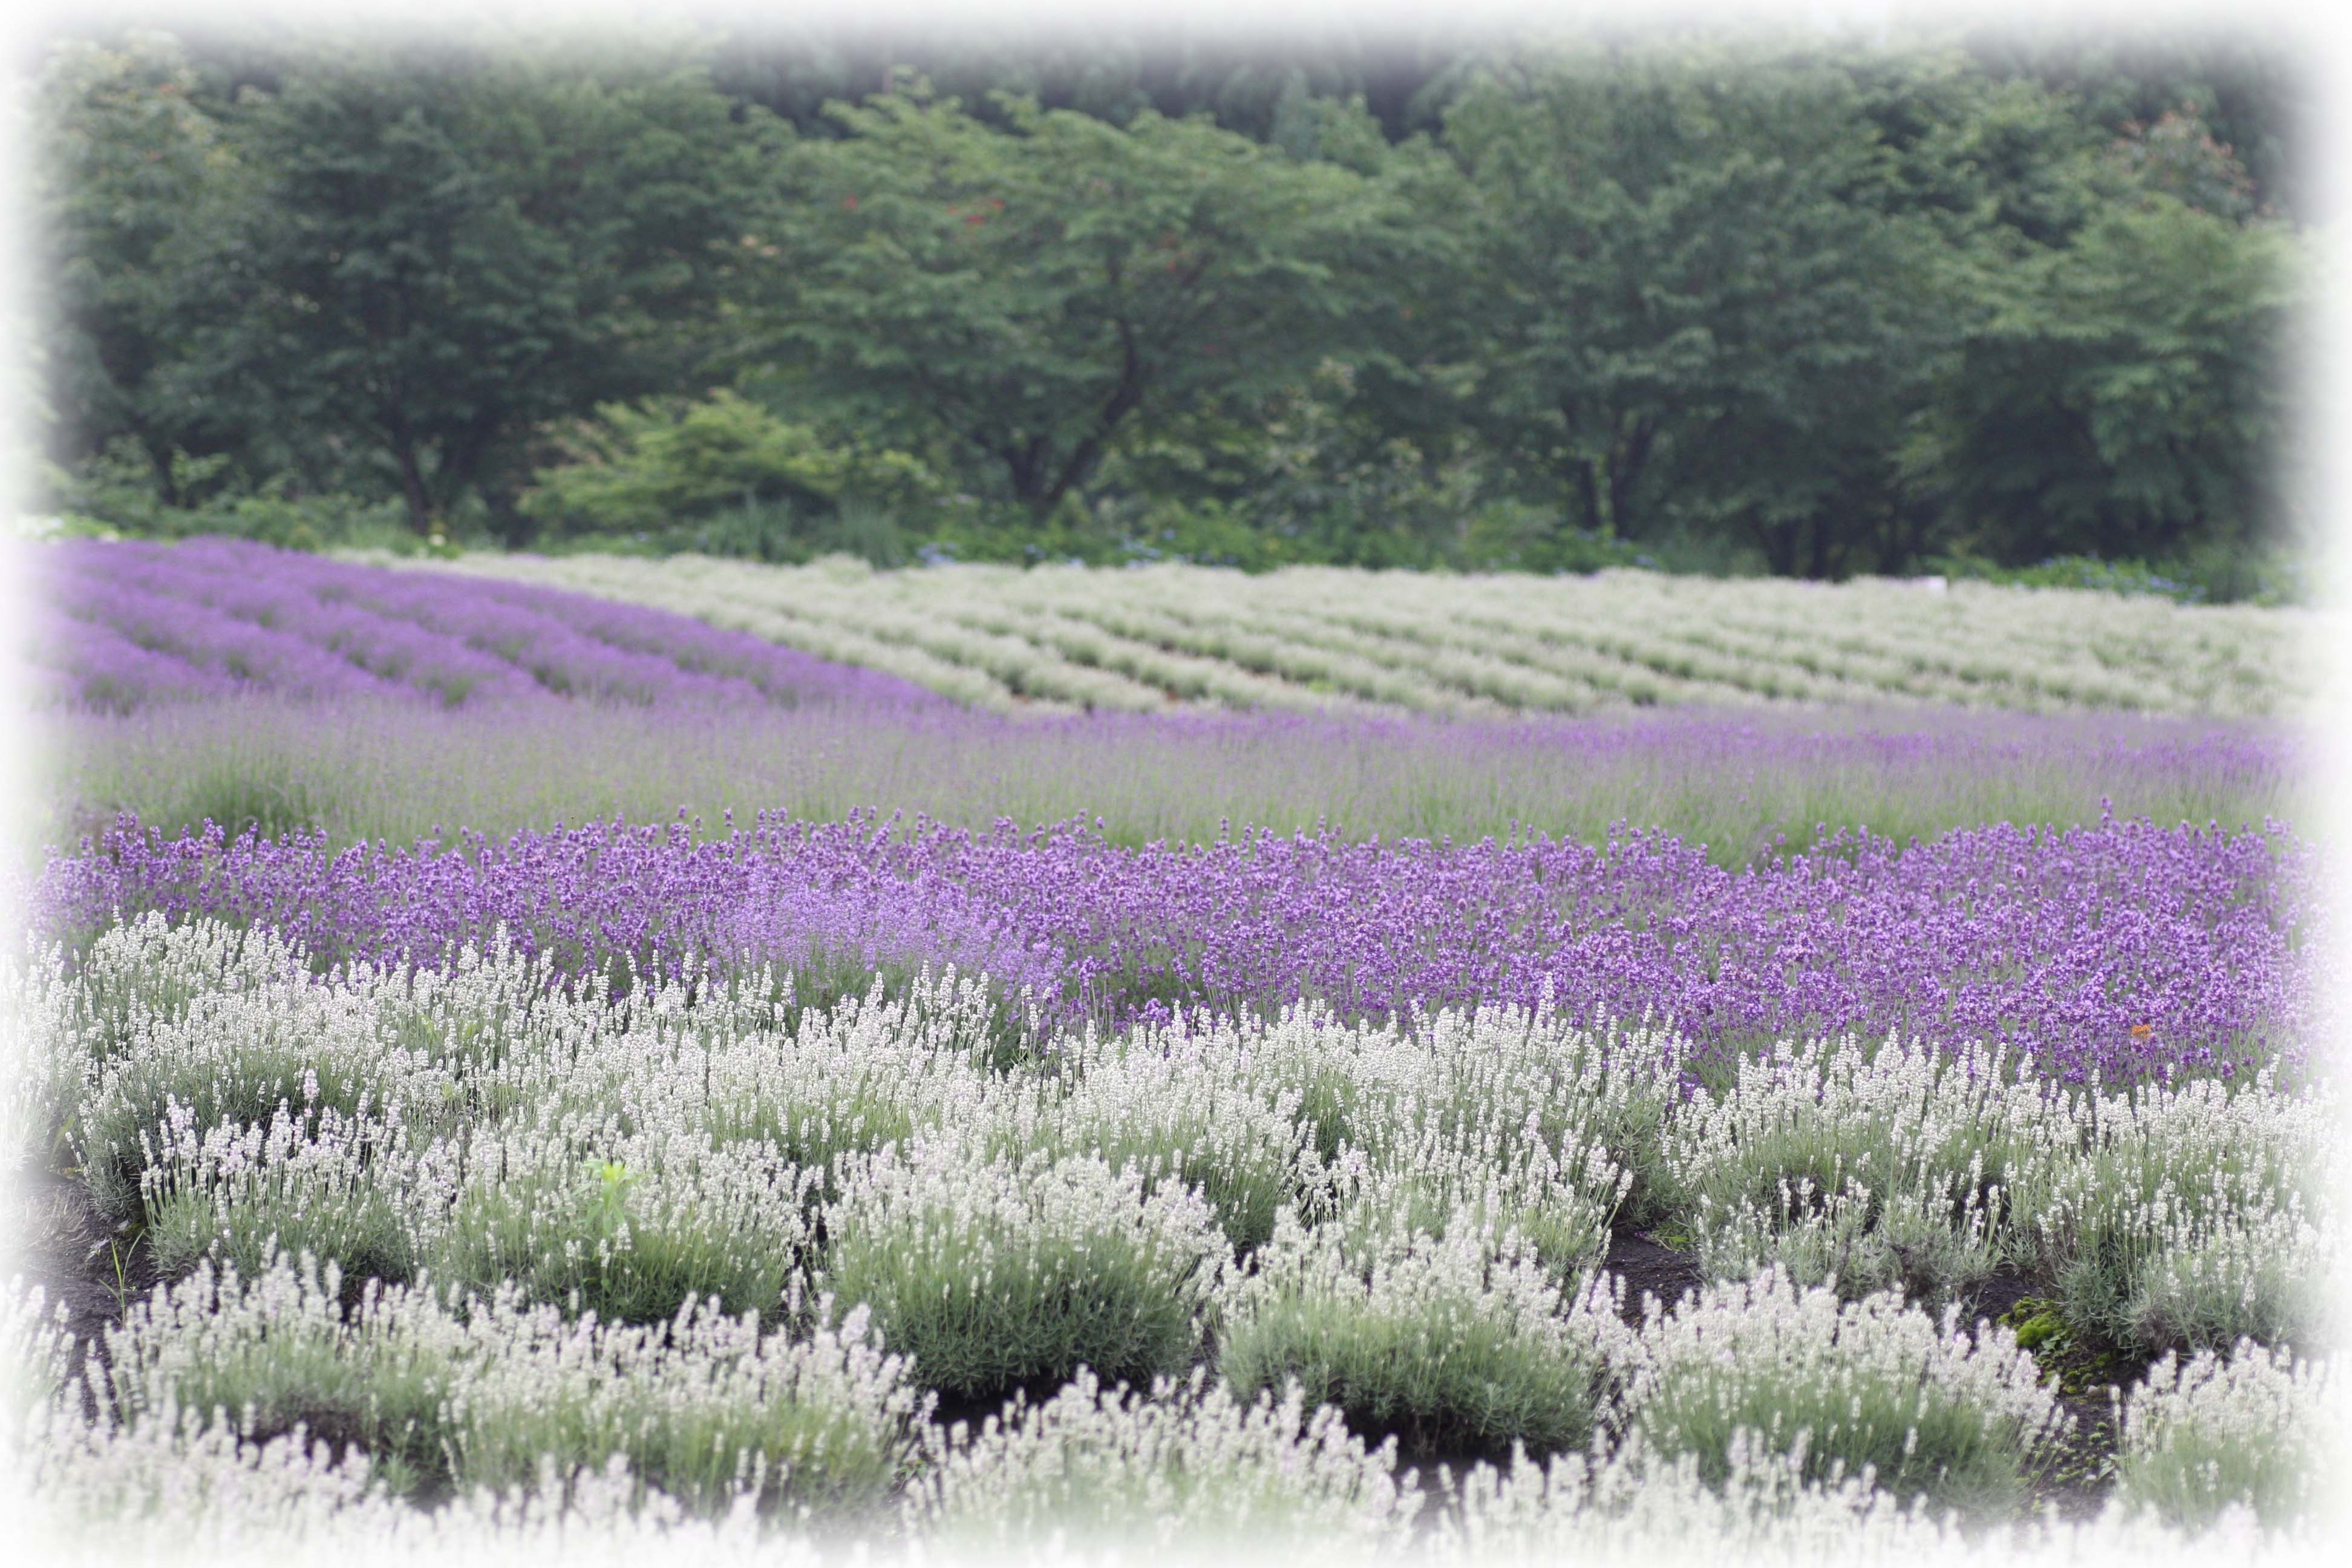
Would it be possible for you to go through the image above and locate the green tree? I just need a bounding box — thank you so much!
[743,90,1416,520]
[1082,97,1494,561]
[172,41,782,535]
[1962,32,2305,221]
[33,34,243,500]
[1441,45,1948,574]
[34,25,2303,579]
[520,390,939,535]
[1913,190,2299,566]
[709,28,1483,145]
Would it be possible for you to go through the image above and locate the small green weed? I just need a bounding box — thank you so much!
[2000,1297,2134,1399]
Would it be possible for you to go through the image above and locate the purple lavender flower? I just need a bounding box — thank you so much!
[24,538,941,713]
[38,808,2327,1086]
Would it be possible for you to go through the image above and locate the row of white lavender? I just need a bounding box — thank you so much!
[2,915,2337,1557]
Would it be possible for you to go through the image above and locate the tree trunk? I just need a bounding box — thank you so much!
[1001,434,1050,515]
[1570,460,1602,535]
[390,426,433,535]
[1559,396,1602,535]
[1609,415,1659,540]
[146,437,183,509]
[1746,514,1798,577]
[1039,331,1149,519]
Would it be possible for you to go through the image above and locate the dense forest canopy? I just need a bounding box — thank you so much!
[25,19,2313,596]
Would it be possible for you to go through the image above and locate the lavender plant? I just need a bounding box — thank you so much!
[94,1257,462,1496]
[428,1126,817,1325]
[139,1104,420,1284]
[815,1138,1229,1400]
[1324,1137,1629,1285]
[999,1022,1315,1251]
[1436,1429,1953,1563]
[904,1366,1423,1555]
[20,1401,397,1549]
[1217,1209,1639,1462]
[2,1281,76,1427]
[1659,1036,2037,1304]
[2112,1341,2337,1531]
[73,968,442,1224]
[444,1292,929,1517]
[2013,1071,2337,1355]
[39,806,2325,1086]
[1629,1266,2070,1514]
[82,1253,929,1517]
[60,915,317,1071]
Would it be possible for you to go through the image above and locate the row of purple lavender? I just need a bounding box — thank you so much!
[41,806,2324,1085]
[25,538,939,712]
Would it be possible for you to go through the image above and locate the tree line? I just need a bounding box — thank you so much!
[30,22,2310,594]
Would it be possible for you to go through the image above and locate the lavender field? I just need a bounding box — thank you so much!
[416,549,2324,720]
[3,538,2340,1563]
[19,541,2314,860]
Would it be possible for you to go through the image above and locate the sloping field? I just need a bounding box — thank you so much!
[22,538,938,713]
[405,552,2322,719]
